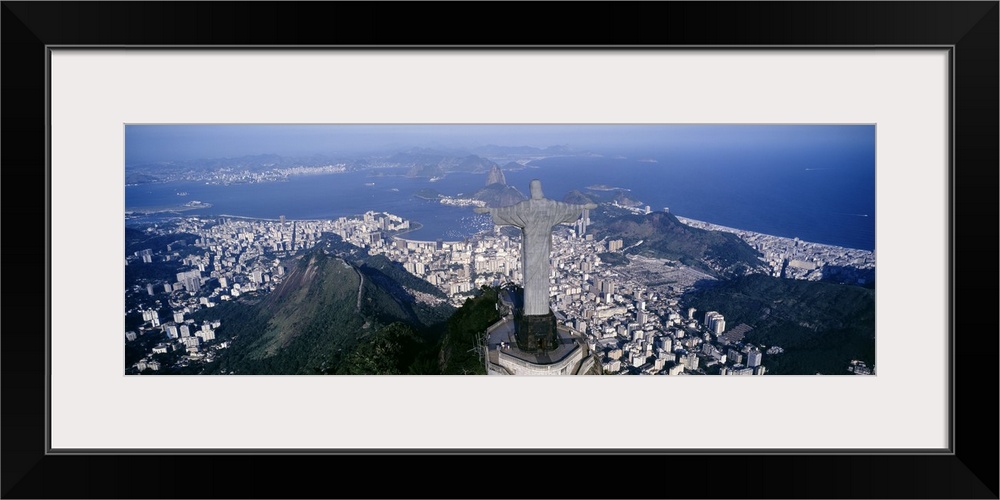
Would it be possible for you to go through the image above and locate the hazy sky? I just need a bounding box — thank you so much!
[125,124,874,165]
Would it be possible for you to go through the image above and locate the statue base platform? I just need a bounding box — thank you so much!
[514,311,558,352]
[484,318,597,375]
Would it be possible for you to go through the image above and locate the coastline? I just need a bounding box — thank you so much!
[390,222,467,245]
[124,202,213,215]
[124,206,872,258]
[674,215,874,256]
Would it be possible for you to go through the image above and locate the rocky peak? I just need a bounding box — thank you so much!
[485,165,507,186]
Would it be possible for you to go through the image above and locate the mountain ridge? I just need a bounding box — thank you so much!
[208,249,452,374]
[589,205,767,278]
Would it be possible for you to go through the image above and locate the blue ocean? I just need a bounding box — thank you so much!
[125,146,875,251]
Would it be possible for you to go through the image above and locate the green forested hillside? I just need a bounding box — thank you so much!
[589,206,766,277]
[683,274,875,374]
[438,286,501,375]
[199,250,500,375]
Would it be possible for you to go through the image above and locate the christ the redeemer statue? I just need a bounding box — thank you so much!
[475,180,596,351]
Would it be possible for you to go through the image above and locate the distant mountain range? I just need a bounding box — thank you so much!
[384,150,500,178]
[126,145,587,184]
[471,144,575,156]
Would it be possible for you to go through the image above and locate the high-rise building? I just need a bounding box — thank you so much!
[747,350,762,367]
[176,269,201,293]
[181,336,200,349]
[658,337,673,352]
[712,318,726,335]
[727,348,743,365]
[179,325,191,338]
[631,329,644,342]
[631,353,645,368]
[682,352,699,370]
[704,311,719,327]
[704,311,725,334]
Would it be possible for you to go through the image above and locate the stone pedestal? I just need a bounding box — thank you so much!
[515,310,558,352]
[486,319,595,375]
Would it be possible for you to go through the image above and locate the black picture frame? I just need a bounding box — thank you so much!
[3,2,997,498]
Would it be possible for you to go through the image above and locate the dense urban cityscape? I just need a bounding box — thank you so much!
[125,203,875,376]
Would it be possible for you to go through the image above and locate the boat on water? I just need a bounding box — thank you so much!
[364,182,376,187]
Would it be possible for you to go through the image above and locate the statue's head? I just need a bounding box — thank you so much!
[530,179,544,199]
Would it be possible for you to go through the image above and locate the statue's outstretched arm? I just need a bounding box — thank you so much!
[553,201,598,224]
[475,205,525,227]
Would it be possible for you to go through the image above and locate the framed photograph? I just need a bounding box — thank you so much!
[4,2,996,498]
